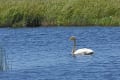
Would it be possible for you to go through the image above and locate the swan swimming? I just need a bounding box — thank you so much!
[69,36,94,55]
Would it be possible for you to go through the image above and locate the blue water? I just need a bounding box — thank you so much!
[0,27,120,80]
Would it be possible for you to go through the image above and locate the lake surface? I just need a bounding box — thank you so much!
[0,27,120,80]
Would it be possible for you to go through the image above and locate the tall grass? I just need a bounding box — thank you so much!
[0,47,8,71]
[0,0,120,27]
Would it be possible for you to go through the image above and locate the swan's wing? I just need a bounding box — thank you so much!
[74,48,94,55]
[74,49,86,55]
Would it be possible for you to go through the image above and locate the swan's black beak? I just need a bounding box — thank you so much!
[69,37,72,40]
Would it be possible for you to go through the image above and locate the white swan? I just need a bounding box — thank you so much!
[69,36,94,55]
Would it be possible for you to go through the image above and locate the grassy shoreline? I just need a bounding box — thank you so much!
[0,0,120,27]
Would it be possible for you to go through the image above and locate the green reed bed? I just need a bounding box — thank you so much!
[0,0,120,27]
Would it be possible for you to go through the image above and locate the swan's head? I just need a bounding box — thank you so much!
[69,36,76,41]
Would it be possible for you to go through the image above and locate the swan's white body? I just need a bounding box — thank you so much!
[70,36,94,55]
[73,48,94,55]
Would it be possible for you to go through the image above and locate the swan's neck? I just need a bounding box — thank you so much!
[72,39,76,53]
